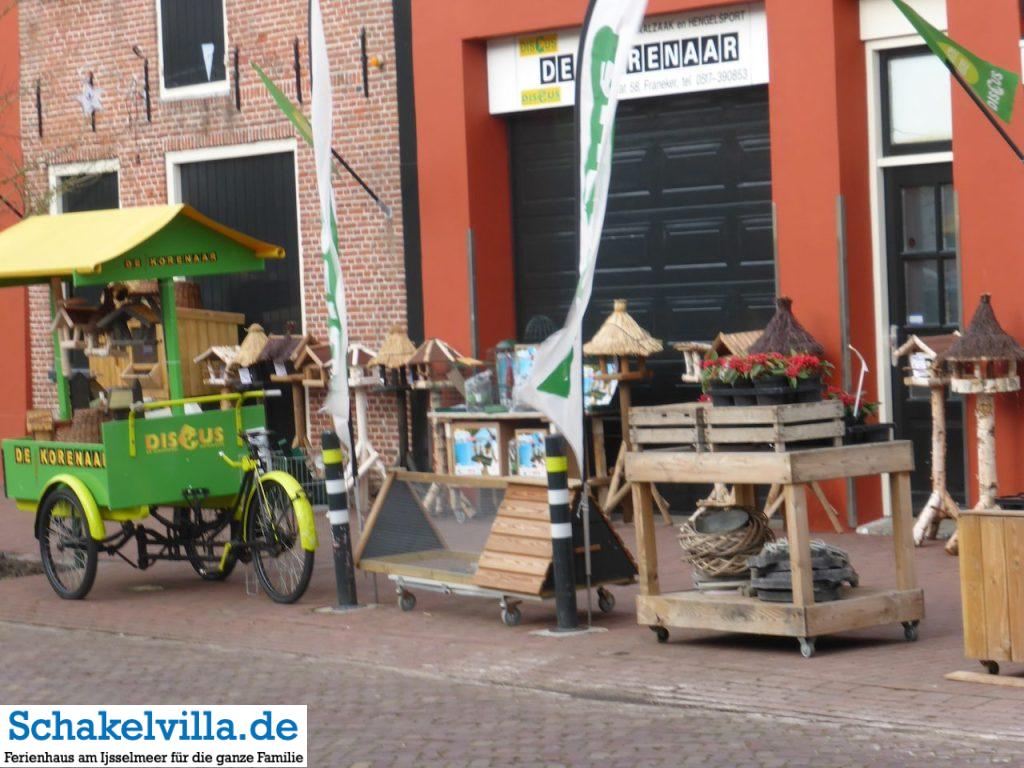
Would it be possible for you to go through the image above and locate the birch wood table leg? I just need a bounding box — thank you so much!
[632,481,659,596]
[890,471,918,590]
[784,484,814,609]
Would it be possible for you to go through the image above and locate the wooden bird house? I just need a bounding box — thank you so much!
[408,338,481,393]
[194,345,242,388]
[368,325,417,389]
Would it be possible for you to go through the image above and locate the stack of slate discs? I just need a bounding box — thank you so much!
[747,540,859,603]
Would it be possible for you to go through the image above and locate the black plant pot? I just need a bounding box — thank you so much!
[843,421,895,445]
[754,375,792,405]
[795,375,823,403]
[732,380,757,406]
[709,380,733,407]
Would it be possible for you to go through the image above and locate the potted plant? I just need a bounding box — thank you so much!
[750,352,790,405]
[785,354,833,402]
[827,387,891,444]
[700,354,735,406]
[726,355,757,405]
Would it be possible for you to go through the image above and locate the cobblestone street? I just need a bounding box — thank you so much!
[2,620,1022,768]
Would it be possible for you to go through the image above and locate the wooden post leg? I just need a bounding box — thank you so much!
[651,485,673,525]
[809,481,844,534]
[783,484,814,609]
[632,481,659,596]
[890,471,918,590]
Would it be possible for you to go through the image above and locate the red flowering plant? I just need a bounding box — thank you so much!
[783,353,834,389]
[700,352,738,391]
[826,386,879,421]
[746,352,787,380]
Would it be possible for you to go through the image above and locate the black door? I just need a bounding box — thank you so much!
[178,151,302,442]
[178,151,302,332]
[510,86,775,406]
[886,162,966,509]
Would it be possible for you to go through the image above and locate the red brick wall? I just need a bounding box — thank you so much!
[19,0,407,462]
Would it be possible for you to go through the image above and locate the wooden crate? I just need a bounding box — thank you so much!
[90,307,243,399]
[629,402,704,449]
[705,400,843,452]
[959,508,1024,664]
[630,400,843,452]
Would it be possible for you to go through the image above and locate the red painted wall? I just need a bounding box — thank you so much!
[948,0,1024,505]
[411,0,879,528]
[0,2,28,442]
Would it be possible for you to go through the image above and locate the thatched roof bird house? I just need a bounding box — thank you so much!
[936,294,1024,394]
[235,323,269,368]
[369,324,417,389]
[936,294,1024,517]
[748,297,825,357]
[584,299,663,383]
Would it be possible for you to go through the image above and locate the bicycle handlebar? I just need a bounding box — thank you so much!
[218,451,244,469]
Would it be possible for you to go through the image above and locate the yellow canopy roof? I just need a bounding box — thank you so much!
[0,204,284,282]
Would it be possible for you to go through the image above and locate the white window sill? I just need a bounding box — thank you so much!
[159,80,230,102]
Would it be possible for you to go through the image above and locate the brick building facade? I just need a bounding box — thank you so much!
[18,0,409,460]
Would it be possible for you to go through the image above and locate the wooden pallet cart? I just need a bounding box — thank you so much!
[354,471,636,625]
[626,400,923,657]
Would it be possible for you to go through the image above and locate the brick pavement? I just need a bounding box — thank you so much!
[2,621,1023,767]
[1,494,1022,761]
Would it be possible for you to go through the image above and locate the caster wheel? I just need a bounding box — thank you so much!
[398,591,416,612]
[981,660,1000,675]
[501,606,522,627]
[597,588,615,614]
[902,621,919,642]
[799,637,816,658]
[650,626,669,644]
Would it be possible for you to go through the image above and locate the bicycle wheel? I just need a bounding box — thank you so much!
[245,476,314,604]
[38,487,98,600]
[174,508,238,581]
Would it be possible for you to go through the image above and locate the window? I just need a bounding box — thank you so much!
[881,47,953,155]
[157,0,228,98]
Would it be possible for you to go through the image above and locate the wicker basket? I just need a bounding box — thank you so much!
[678,506,774,579]
[55,408,104,444]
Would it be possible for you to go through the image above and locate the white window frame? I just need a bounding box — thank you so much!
[48,159,121,214]
[155,0,231,101]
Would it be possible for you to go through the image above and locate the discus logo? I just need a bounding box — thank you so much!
[145,425,225,454]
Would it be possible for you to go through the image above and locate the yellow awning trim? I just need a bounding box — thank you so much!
[0,204,284,281]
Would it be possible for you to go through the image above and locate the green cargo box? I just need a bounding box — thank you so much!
[3,406,266,511]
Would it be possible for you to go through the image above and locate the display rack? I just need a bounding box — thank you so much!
[625,411,924,657]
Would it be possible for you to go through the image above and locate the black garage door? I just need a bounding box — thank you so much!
[178,151,302,333]
[511,85,775,404]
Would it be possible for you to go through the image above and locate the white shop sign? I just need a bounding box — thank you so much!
[487,3,769,115]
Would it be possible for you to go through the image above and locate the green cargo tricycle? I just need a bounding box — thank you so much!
[0,205,318,603]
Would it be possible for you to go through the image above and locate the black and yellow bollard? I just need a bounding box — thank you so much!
[545,433,579,631]
[323,430,357,608]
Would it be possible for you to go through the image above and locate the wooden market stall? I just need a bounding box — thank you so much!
[625,400,923,658]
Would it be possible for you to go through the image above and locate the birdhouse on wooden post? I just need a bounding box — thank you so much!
[368,325,418,468]
[234,323,269,388]
[893,332,962,552]
[936,295,1024,525]
[583,299,665,520]
[256,333,315,450]
[194,345,241,408]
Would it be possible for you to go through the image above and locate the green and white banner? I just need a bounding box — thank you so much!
[310,0,351,442]
[892,0,1018,123]
[518,0,647,465]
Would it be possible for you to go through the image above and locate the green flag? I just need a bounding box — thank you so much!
[892,0,1018,123]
